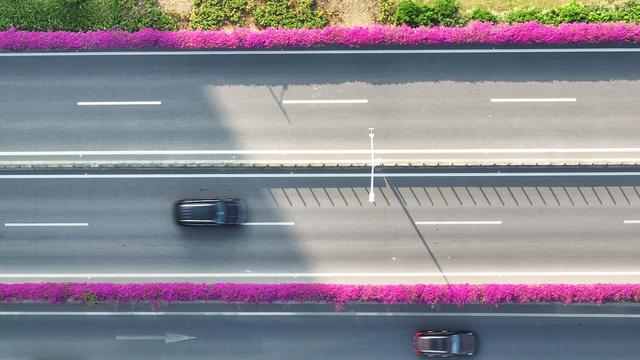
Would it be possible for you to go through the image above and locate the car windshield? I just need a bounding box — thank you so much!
[215,203,226,223]
[449,335,461,354]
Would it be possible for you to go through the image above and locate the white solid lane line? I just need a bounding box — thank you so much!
[77,101,161,106]
[490,98,576,102]
[4,223,89,227]
[282,99,368,104]
[623,220,640,224]
[3,48,640,57]
[2,271,640,278]
[0,311,638,318]
[3,147,640,156]
[415,221,502,225]
[241,222,295,226]
[1,172,640,179]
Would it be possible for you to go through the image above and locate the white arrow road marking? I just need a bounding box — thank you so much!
[116,332,196,343]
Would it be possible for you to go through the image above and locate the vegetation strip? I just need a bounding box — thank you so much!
[2,0,640,31]
[1,22,640,51]
[1,283,640,306]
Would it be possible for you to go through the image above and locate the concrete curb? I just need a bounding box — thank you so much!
[0,302,638,314]
[1,159,640,169]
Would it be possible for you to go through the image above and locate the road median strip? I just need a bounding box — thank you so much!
[1,283,639,308]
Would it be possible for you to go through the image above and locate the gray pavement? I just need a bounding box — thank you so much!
[2,53,640,164]
[1,168,640,283]
[0,304,638,360]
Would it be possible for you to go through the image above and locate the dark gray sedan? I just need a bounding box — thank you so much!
[413,331,477,357]
[176,199,246,226]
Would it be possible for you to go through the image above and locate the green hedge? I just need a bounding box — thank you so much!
[394,0,462,26]
[504,0,640,24]
[190,0,248,29]
[466,6,500,23]
[393,0,640,27]
[190,0,327,29]
[0,0,178,31]
[253,0,327,29]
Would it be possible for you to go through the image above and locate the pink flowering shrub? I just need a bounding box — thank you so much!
[0,22,639,51]
[1,283,640,306]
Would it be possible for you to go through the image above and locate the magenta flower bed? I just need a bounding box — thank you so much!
[1,283,639,306]
[1,22,640,51]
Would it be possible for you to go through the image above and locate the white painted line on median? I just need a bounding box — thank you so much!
[77,101,161,106]
[623,220,640,224]
[4,147,640,156]
[3,48,640,57]
[490,98,576,103]
[4,223,89,227]
[1,172,639,179]
[0,311,639,318]
[415,221,502,225]
[241,222,295,226]
[282,99,368,104]
[2,271,640,279]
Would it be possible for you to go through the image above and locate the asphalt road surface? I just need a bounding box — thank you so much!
[2,52,640,163]
[2,168,640,283]
[0,309,637,360]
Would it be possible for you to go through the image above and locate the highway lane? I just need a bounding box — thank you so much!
[0,308,638,359]
[2,169,640,283]
[2,52,640,163]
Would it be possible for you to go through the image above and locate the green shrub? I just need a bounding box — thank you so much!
[253,0,329,29]
[120,0,179,31]
[433,0,461,26]
[377,0,398,24]
[0,0,178,31]
[465,7,500,23]
[583,4,620,22]
[504,7,544,23]
[538,1,591,24]
[252,0,327,29]
[504,2,623,24]
[395,0,426,26]
[395,0,460,26]
[620,0,640,22]
[0,0,78,31]
[0,3,9,29]
[393,0,637,27]
[83,292,98,304]
[190,0,248,29]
